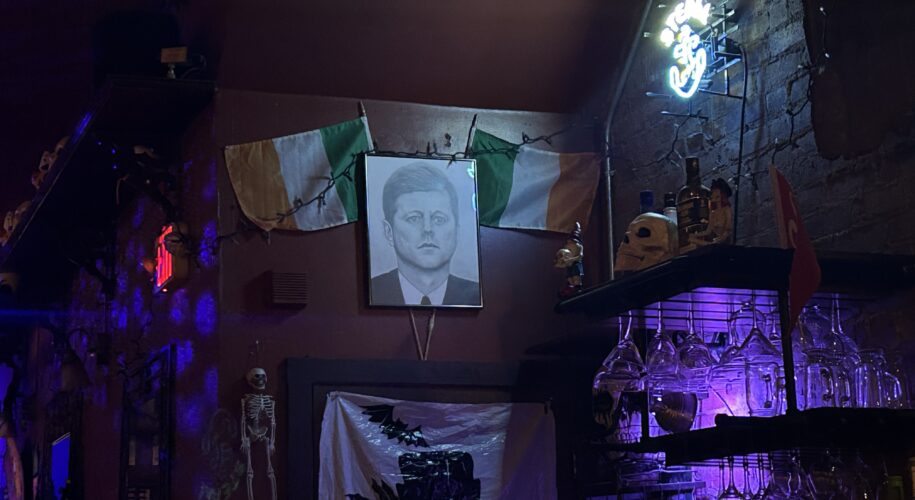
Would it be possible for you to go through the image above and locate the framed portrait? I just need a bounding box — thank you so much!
[365,155,482,308]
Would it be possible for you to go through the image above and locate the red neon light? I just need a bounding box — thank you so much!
[155,225,175,292]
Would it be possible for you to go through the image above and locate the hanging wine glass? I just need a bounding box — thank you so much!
[831,295,859,361]
[594,314,645,392]
[723,298,769,363]
[678,305,714,399]
[786,451,816,499]
[646,305,679,384]
[593,314,645,441]
[802,305,832,350]
[718,456,745,499]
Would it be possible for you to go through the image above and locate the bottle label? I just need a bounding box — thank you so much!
[677,196,709,232]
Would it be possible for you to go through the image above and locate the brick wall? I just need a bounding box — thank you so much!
[609,0,915,383]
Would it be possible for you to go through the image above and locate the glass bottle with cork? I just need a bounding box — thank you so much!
[676,157,711,250]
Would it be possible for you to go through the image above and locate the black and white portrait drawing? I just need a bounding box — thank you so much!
[365,155,482,308]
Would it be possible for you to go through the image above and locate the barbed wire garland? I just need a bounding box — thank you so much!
[198,115,605,257]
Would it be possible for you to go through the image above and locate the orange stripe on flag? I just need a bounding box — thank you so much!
[546,153,600,233]
[224,140,298,231]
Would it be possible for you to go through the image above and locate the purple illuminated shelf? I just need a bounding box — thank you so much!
[556,245,915,321]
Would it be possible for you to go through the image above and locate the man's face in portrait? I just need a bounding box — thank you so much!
[384,190,458,272]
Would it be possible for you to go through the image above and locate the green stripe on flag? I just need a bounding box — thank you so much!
[320,117,372,223]
[472,130,518,227]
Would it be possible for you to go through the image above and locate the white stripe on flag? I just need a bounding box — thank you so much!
[500,146,561,229]
[272,131,348,230]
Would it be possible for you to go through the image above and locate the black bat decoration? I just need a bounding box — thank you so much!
[361,405,429,447]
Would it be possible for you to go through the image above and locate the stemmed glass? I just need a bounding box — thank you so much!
[822,296,857,407]
[750,455,766,500]
[594,314,644,392]
[646,305,679,385]
[742,456,753,499]
[593,315,645,441]
[759,454,789,499]
[718,456,745,499]
[678,306,715,399]
[785,451,816,499]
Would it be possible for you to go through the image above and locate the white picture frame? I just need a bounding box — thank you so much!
[364,155,482,308]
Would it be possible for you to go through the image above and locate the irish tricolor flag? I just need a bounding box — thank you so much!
[224,117,372,232]
[472,129,601,233]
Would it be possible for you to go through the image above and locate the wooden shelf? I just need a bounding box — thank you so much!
[601,409,915,465]
[556,245,915,318]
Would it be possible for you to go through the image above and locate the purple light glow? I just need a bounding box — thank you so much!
[132,198,147,229]
[110,302,128,331]
[117,271,128,296]
[176,341,194,375]
[131,287,145,318]
[125,239,140,267]
[199,221,218,269]
[177,394,205,437]
[170,290,189,326]
[195,292,217,336]
[204,366,218,399]
[202,160,217,201]
[73,112,92,138]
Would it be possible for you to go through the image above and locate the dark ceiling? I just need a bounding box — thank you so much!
[0,0,646,214]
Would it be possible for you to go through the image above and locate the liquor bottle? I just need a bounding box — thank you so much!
[676,157,711,247]
[639,190,655,214]
[663,192,678,227]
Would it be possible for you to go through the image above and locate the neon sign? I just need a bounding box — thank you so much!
[154,223,188,293]
[660,0,710,98]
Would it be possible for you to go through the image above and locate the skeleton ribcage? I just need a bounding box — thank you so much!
[244,394,275,441]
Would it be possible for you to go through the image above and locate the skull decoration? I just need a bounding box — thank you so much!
[32,136,69,190]
[614,212,678,274]
[1,201,31,245]
[246,368,267,391]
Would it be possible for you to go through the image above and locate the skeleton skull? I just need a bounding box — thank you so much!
[2,201,31,242]
[614,212,678,274]
[246,368,267,390]
[33,136,69,189]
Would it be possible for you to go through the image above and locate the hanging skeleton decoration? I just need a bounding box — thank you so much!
[241,367,276,500]
[614,212,678,274]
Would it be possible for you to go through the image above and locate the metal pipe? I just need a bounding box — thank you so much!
[602,0,654,281]
[778,288,799,414]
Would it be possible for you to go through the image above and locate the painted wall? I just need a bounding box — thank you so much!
[214,89,603,499]
[38,106,221,500]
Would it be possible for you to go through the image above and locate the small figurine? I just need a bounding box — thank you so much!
[555,222,584,298]
[683,177,733,248]
[707,178,733,244]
